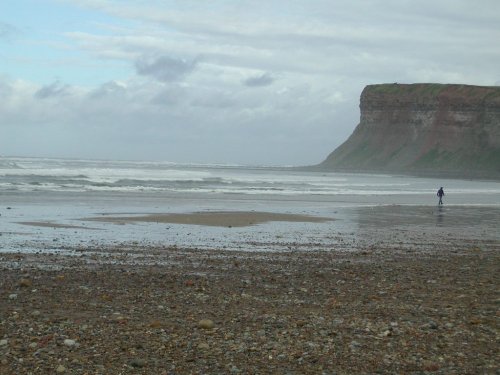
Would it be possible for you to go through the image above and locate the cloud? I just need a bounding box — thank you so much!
[135,55,198,82]
[34,81,73,99]
[89,80,127,99]
[244,73,274,87]
[2,1,500,164]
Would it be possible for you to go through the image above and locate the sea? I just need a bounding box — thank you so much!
[1,156,500,254]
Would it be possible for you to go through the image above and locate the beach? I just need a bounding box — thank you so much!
[1,206,499,374]
[1,158,500,373]
[0,237,498,374]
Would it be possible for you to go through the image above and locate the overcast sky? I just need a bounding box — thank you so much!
[1,0,499,165]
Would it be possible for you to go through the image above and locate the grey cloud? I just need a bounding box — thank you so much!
[244,73,274,87]
[3,1,500,165]
[151,87,185,106]
[89,81,127,99]
[34,81,72,99]
[0,78,13,98]
[135,55,197,82]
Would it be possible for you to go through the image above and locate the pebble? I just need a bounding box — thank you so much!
[63,339,77,347]
[427,320,439,330]
[149,320,162,328]
[198,319,215,329]
[349,340,362,350]
[130,358,146,368]
[19,278,32,287]
[9,294,17,300]
[379,330,392,337]
[0,237,496,374]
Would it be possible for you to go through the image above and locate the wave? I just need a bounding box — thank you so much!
[1,156,500,198]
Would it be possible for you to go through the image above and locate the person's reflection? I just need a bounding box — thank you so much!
[436,205,444,226]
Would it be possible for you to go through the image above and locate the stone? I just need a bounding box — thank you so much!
[428,321,439,329]
[130,358,146,368]
[198,319,215,329]
[149,320,162,328]
[63,339,77,347]
[349,340,362,351]
[380,330,392,337]
[198,343,210,350]
[0,339,8,347]
[8,294,17,300]
[56,365,66,373]
[19,278,32,287]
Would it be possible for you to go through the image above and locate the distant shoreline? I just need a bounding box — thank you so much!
[298,164,500,181]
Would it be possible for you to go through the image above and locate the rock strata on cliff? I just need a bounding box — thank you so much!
[319,83,500,178]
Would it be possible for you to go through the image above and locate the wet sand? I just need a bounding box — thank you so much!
[84,211,333,227]
[16,222,99,230]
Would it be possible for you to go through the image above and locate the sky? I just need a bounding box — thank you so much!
[1,0,499,166]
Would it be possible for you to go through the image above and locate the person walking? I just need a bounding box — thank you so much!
[437,187,445,205]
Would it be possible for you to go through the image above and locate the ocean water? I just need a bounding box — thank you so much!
[2,156,500,200]
[1,156,500,254]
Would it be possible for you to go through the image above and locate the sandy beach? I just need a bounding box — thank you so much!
[84,211,333,228]
[1,206,499,374]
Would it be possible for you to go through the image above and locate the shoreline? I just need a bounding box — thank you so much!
[2,205,500,255]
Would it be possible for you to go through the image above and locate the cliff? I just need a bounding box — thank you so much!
[318,83,500,179]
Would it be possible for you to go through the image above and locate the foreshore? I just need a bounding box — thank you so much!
[2,158,500,373]
[1,233,498,374]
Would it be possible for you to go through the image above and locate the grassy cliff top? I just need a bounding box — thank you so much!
[363,83,500,104]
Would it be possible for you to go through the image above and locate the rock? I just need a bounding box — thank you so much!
[428,320,439,329]
[0,339,8,347]
[149,320,162,328]
[56,365,66,373]
[130,358,146,368]
[423,361,440,371]
[198,319,215,329]
[319,83,500,178]
[379,330,392,337]
[349,340,362,351]
[63,339,77,347]
[19,278,32,287]
[198,343,210,350]
[8,294,17,300]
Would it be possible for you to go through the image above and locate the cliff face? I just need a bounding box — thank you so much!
[319,83,500,178]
